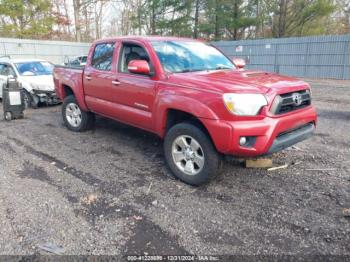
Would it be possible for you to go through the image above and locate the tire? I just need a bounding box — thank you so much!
[62,95,95,132]
[23,90,38,109]
[164,122,221,186]
[4,111,12,121]
[31,95,39,109]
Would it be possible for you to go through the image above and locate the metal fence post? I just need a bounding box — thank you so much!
[274,43,279,74]
[341,40,348,80]
[304,41,310,78]
[2,41,7,56]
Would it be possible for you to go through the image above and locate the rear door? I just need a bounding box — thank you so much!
[83,41,119,116]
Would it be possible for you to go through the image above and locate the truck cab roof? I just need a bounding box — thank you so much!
[93,36,200,45]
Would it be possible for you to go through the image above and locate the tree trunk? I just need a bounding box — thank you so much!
[73,0,82,42]
[151,0,156,34]
[277,0,287,38]
[95,1,105,39]
[214,0,220,40]
[137,0,142,35]
[63,0,71,37]
[193,0,200,38]
[84,4,89,41]
[233,0,239,40]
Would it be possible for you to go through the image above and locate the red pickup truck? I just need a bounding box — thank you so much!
[53,36,317,185]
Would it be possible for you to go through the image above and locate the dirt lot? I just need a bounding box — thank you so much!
[0,79,349,258]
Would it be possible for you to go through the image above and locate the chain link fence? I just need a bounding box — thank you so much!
[213,34,350,80]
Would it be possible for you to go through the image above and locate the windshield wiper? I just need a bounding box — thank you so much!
[174,66,232,73]
[176,68,206,73]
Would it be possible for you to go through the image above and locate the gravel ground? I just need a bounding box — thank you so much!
[0,79,349,258]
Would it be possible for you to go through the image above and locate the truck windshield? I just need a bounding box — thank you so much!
[151,41,235,73]
[15,61,54,76]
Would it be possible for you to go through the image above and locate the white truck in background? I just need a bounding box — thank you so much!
[64,55,87,67]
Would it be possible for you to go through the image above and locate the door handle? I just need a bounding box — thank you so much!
[85,75,92,81]
[112,80,120,85]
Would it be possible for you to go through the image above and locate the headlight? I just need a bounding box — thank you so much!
[223,93,268,116]
[30,83,41,90]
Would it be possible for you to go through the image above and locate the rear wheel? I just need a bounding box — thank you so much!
[164,122,221,186]
[62,95,95,132]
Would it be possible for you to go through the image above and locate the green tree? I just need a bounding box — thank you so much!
[130,0,193,36]
[0,0,54,39]
[200,0,257,40]
[270,0,336,37]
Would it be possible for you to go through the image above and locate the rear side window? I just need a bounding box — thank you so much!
[91,43,115,71]
[0,64,16,76]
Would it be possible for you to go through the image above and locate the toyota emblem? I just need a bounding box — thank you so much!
[292,93,303,106]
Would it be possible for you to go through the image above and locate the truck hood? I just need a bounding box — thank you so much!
[20,75,55,92]
[168,69,309,94]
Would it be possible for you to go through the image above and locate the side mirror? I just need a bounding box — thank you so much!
[128,60,151,75]
[233,58,246,69]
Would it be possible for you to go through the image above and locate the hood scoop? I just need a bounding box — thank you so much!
[242,71,271,78]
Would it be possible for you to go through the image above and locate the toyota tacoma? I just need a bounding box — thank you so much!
[53,36,317,185]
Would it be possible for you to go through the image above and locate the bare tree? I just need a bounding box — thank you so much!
[73,0,82,41]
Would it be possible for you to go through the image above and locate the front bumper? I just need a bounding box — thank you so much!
[201,106,317,157]
[32,90,61,104]
[267,123,314,154]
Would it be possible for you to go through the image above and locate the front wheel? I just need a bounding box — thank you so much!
[23,90,38,109]
[62,95,95,132]
[164,122,221,186]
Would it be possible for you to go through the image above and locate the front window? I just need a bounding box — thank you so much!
[118,43,151,74]
[151,41,235,73]
[15,61,54,76]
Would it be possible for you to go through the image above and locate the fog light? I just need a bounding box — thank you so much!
[239,137,247,146]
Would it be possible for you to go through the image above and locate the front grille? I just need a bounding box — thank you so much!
[270,90,311,115]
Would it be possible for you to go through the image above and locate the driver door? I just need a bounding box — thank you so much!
[112,42,157,130]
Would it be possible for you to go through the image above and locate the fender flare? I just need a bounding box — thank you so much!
[56,78,88,111]
[20,81,33,93]
[154,94,219,137]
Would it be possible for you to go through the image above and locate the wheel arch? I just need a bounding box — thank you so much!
[154,94,219,138]
[62,84,74,98]
[158,108,220,152]
[59,83,89,111]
